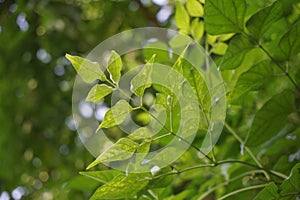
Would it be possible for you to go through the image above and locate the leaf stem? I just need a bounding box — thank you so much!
[258,44,300,92]
[241,31,300,92]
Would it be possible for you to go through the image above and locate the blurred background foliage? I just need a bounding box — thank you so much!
[0,0,173,199]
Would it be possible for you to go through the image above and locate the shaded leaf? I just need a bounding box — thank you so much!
[90,174,148,200]
[186,0,204,17]
[253,182,279,200]
[64,175,100,191]
[86,84,113,102]
[221,34,255,70]
[66,54,105,83]
[247,90,295,146]
[279,163,300,198]
[107,50,122,84]
[99,100,132,129]
[175,2,190,34]
[279,21,300,60]
[87,138,139,170]
[131,54,155,97]
[246,1,283,40]
[231,60,273,100]
[204,0,246,34]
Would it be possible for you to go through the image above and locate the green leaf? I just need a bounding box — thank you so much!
[191,18,204,41]
[64,175,100,191]
[175,2,190,34]
[107,50,122,84]
[155,93,169,110]
[90,174,148,200]
[253,182,279,200]
[135,142,151,170]
[169,34,192,51]
[231,60,273,100]
[86,84,113,102]
[207,34,217,45]
[65,54,105,83]
[246,90,295,146]
[86,138,139,170]
[219,33,235,41]
[204,0,246,34]
[99,100,133,129]
[279,21,300,60]
[279,163,300,198]
[221,34,255,70]
[246,1,283,40]
[128,127,153,141]
[131,54,155,97]
[186,0,204,17]
[79,170,122,184]
[211,42,228,55]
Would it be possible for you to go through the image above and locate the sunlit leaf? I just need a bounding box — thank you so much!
[107,50,122,84]
[186,0,204,17]
[175,2,190,34]
[204,0,246,34]
[90,174,148,200]
[219,33,235,41]
[246,1,283,40]
[86,138,139,170]
[247,90,295,146]
[66,54,105,83]
[128,127,153,141]
[79,170,122,184]
[191,18,204,41]
[86,84,113,102]
[99,100,132,128]
[131,54,155,97]
[206,34,217,45]
[279,21,300,60]
[135,142,151,170]
[211,42,228,55]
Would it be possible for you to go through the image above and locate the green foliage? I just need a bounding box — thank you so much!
[247,90,295,146]
[86,84,113,102]
[90,174,148,199]
[99,100,133,129]
[66,54,105,83]
[87,138,139,170]
[66,0,300,199]
[107,51,123,84]
[204,0,246,34]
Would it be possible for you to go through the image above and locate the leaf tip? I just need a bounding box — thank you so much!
[86,161,99,170]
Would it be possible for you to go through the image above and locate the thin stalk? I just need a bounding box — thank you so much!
[224,122,271,180]
[198,170,267,200]
[204,39,216,163]
[241,31,300,92]
[218,183,269,200]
